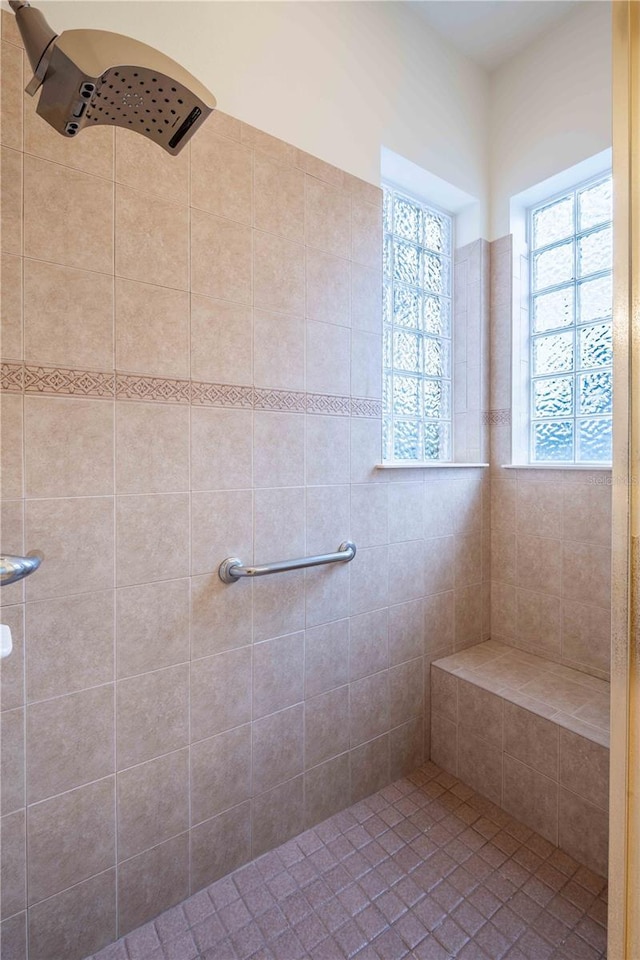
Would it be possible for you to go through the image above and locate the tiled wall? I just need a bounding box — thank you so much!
[0,14,489,959]
[488,235,612,680]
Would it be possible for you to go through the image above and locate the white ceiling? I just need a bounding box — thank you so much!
[409,0,581,71]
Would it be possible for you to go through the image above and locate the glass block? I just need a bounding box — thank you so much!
[393,376,421,417]
[532,285,574,333]
[578,178,612,231]
[382,416,392,460]
[579,321,612,369]
[532,420,574,462]
[577,226,612,277]
[393,239,420,285]
[578,417,612,462]
[424,421,450,461]
[383,280,393,325]
[533,240,573,291]
[424,336,450,377]
[383,235,393,280]
[393,284,421,328]
[578,370,613,415]
[577,274,612,325]
[532,195,574,249]
[383,189,393,234]
[532,376,573,418]
[424,295,451,337]
[383,373,392,415]
[423,253,450,296]
[393,329,422,373]
[383,328,393,370]
[532,332,574,376]
[424,379,451,420]
[394,420,420,460]
[424,211,451,254]
[393,195,421,242]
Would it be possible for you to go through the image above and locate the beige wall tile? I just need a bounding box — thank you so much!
[253,632,304,719]
[191,129,252,223]
[503,755,558,845]
[1,40,22,150]
[116,401,189,495]
[562,541,611,609]
[350,483,388,548]
[559,729,609,811]
[562,599,610,676]
[516,535,563,595]
[563,482,611,546]
[430,712,457,775]
[306,484,350,556]
[424,590,455,657]
[254,570,305,643]
[305,561,350,629]
[1,912,27,960]
[558,787,608,876]
[457,678,503,746]
[516,588,562,658]
[240,123,296,165]
[191,208,252,303]
[306,415,350,486]
[115,127,188,203]
[191,489,253,577]
[117,750,189,860]
[351,330,382,400]
[1,253,23,358]
[1,708,24,816]
[491,580,517,639]
[190,646,251,742]
[115,184,187,290]
[350,733,389,803]
[116,493,189,586]
[350,545,389,617]
[520,673,593,715]
[254,486,305,561]
[191,294,252,385]
[388,598,424,666]
[351,200,382,268]
[304,619,349,698]
[191,573,252,659]
[454,532,483,589]
[117,578,189,679]
[457,728,502,805]
[431,666,458,723]
[25,98,114,179]
[28,869,115,960]
[24,259,114,370]
[1,393,23,500]
[306,248,350,327]
[253,309,305,390]
[253,231,304,316]
[251,776,305,858]
[0,604,24,708]
[306,320,351,396]
[25,497,114,602]
[2,147,22,255]
[191,407,253,491]
[1,500,24,608]
[304,753,350,828]
[390,716,424,780]
[1,810,25,919]
[305,177,350,259]
[351,263,381,333]
[24,155,113,272]
[254,153,304,242]
[350,670,389,747]
[190,802,251,892]
[389,539,426,605]
[116,664,188,769]
[24,396,114,498]
[190,725,251,826]
[26,685,114,803]
[26,591,114,702]
[304,685,350,769]
[254,412,305,488]
[27,777,115,904]
[388,483,425,545]
[424,482,458,539]
[350,417,384,485]
[117,833,189,936]
[349,608,388,681]
[503,701,559,779]
[389,658,423,728]
[115,278,189,378]
[252,703,304,794]
[424,537,455,597]
[516,481,564,539]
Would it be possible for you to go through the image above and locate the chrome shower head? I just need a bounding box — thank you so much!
[9,0,216,155]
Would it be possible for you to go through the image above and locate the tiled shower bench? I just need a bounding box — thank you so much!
[430,641,610,877]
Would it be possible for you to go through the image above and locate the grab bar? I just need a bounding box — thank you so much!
[219,541,356,584]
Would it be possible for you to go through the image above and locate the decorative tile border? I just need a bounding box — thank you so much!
[483,409,511,426]
[1,362,383,418]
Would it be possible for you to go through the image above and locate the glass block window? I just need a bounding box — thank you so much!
[529,174,613,463]
[382,186,453,461]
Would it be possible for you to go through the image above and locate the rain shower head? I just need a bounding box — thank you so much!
[9,0,216,155]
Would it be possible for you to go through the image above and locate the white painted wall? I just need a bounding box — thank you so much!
[32,1,490,230]
[490,1,611,239]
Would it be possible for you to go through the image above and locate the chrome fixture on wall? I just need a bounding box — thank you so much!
[8,0,216,154]
[0,551,43,585]
[219,541,357,584]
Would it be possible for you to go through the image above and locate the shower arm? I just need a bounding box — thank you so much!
[9,0,58,95]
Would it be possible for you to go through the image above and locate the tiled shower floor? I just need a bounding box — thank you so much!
[90,763,607,960]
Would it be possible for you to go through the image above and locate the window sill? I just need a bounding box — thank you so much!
[502,463,612,471]
[376,462,489,470]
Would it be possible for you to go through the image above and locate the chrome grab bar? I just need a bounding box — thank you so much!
[1,551,44,586]
[219,541,356,584]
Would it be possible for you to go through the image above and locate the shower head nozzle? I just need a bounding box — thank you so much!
[10,3,216,155]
